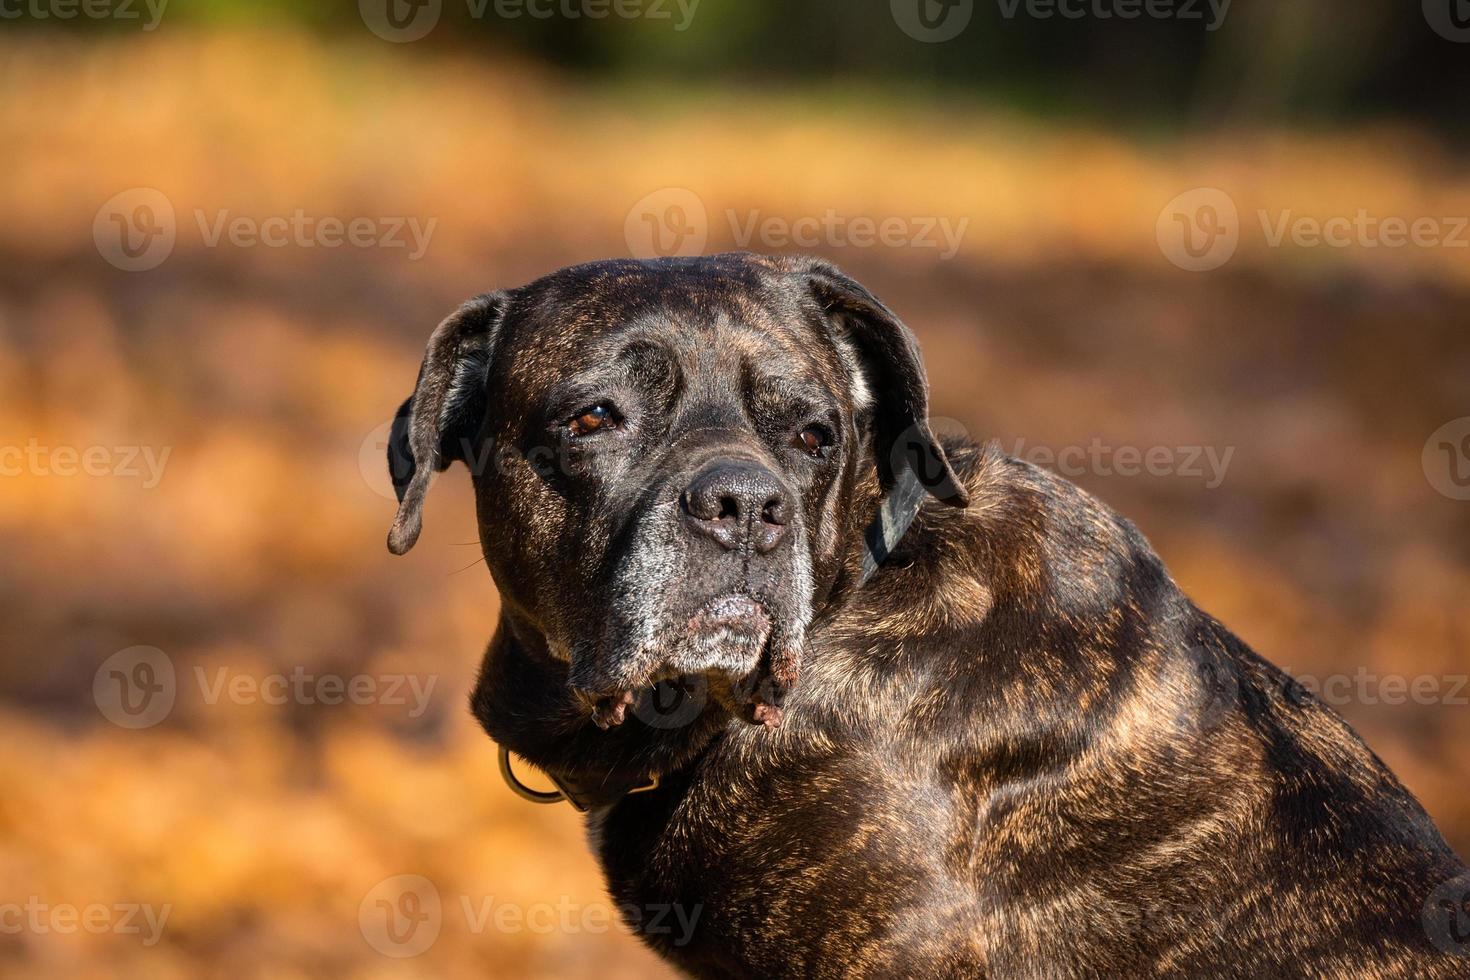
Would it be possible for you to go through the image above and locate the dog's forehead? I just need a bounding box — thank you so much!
[501,258,832,385]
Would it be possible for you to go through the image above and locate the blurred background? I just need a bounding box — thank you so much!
[2,1,1469,976]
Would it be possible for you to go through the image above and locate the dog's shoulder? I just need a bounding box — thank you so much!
[794,439,1189,748]
[823,438,1181,648]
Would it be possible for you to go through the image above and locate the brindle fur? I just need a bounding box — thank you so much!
[387,253,1469,978]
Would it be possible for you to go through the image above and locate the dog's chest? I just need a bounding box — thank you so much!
[589,737,970,977]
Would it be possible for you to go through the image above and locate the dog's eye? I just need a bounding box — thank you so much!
[568,404,618,437]
[794,425,831,457]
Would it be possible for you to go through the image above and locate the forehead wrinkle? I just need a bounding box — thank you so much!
[505,279,846,417]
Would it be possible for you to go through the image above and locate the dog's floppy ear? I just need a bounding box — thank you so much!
[386,292,510,555]
[798,258,968,508]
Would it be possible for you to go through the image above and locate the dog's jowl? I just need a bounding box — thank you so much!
[387,253,1468,978]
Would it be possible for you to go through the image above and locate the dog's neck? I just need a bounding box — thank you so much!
[470,612,735,804]
[469,468,893,804]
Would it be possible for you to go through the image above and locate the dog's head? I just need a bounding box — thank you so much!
[386,254,965,725]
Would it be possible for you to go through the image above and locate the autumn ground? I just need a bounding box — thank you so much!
[1,30,1468,978]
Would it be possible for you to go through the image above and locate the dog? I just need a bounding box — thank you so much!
[386,253,1470,977]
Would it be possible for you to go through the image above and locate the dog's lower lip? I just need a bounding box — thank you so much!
[692,595,771,632]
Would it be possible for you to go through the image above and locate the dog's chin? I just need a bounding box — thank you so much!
[682,595,773,669]
[577,594,780,730]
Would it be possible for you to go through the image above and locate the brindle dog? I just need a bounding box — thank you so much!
[386,253,1470,978]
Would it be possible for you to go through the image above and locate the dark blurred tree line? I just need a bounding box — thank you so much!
[21,0,1470,134]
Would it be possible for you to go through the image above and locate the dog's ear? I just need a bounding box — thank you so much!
[386,292,510,555]
[797,258,968,508]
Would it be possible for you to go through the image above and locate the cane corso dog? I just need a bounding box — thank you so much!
[386,253,1469,977]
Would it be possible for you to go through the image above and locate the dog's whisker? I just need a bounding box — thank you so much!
[449,556,487,575]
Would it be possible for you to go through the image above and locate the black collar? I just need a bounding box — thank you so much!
[859,464,927,587]
[495,475,926,812]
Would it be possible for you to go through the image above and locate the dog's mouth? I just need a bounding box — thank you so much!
[580,593,787,730]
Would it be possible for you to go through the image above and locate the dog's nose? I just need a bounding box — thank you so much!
[682,462,791,554]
